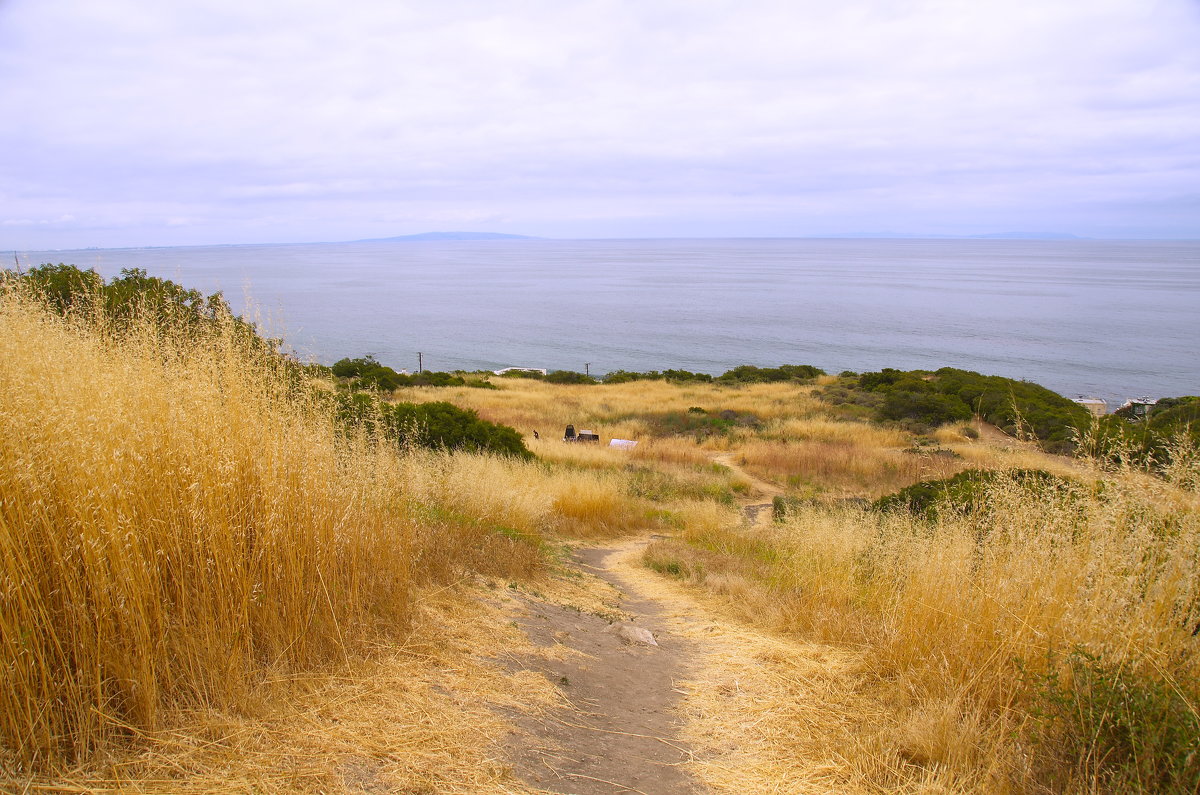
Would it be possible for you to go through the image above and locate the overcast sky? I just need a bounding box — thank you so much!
[2,0,1199,248]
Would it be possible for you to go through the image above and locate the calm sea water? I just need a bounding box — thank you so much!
[18,238,1200,406]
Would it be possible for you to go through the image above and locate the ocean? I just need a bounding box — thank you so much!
[17,237,1200,407]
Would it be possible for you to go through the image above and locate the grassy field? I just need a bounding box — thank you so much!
[3,285,1197,793]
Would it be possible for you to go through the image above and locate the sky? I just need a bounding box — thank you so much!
[2,0,1199,249]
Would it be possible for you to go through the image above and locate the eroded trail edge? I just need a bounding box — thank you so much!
[501,541,704,794]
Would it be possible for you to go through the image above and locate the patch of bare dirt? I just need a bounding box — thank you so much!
[501,546,705,794]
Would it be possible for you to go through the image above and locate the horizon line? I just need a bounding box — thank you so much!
[13,232,1200,253]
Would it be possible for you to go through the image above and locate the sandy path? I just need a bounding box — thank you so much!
[502,543,705,794]
[711,452,783,526]
[498,533,884,793]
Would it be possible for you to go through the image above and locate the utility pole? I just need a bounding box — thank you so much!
[417,352,423,373]
[585,363,590,377]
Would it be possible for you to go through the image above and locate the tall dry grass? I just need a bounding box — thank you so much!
[736,438,967,497]
[646,460,1200,791]
[0,292,562,775]
[403,447,661,540]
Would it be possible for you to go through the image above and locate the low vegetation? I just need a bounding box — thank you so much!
[330,355,495,390]
[338,393,533,459]
[873,467,1071,519]
[1084,395,1200,470]
[821,366,1092,452]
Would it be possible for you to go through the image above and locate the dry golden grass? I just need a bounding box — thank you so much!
[762,416,911,447]
[394,378,827,443]
[0,293,550,780]
[1,296,411,768]
[735,438,968,497]
[643,459,1200,792]
[15,590,560,794]
[627,436,716,468]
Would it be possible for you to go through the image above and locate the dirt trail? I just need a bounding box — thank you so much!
[502,543,704,794]
[501,537,871,794]
[711,452,783,526]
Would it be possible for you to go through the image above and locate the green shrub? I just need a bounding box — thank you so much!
[7,262,103,313]
[1085,398,1200,471]
[846,367,1090,450]
[331,356,379,379]
[408,370,467,387]
[331,356,473,391]
[662,369,714,382]
[1022,647,1200,793]
[880,388,972,427]
[636,409,759,440]
[603,369,662,384]
[337,395,532,459]
[873,468,1069,520]
[717,364,825,384]
[331,356,406,390]
[545,370,597,384]
[5,264,265,346]
[1146,396,1200,432]
[772,494,804,522]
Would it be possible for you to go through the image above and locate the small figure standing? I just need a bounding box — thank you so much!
[533,430,540,440]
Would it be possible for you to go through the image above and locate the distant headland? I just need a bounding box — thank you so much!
[353,231,538,242]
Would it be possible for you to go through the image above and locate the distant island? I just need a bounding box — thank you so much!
[818,231,1085,240]
[354,231,537,242]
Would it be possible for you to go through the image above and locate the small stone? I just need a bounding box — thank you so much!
[605,622,658,646]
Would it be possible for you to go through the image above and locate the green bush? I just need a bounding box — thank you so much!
[873,468,1069,520]
[545,370,597,384]
[8,262,103,313]
[717,364,825,384]
[847,367,1090,450]
[331,356,473,391]
[772,494,804,522]
[662,369,714,382]
[1146,396,1200,429]
[5,264,266,346]
[330,356,379,379]
[337,395,532,459]
[880,388,972,427]
[603,369,662,384]
[1022,647,1200,793]
[637,409,759,440]
[408,370,467,387]
[1086,397,1200,470]
[332,356,407,390]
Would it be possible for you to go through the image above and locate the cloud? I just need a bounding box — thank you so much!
[1,0,1199,247]
[2,214,76,227]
